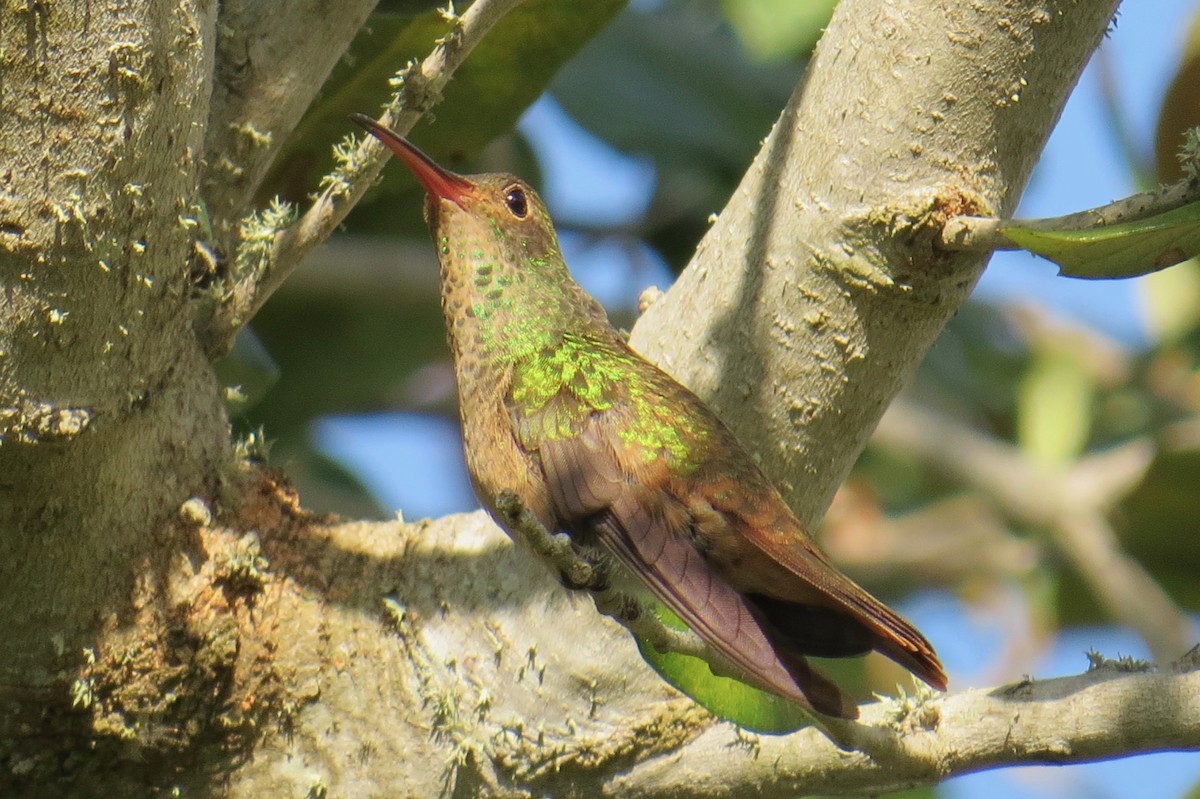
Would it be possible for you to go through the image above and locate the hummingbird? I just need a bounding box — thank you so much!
[351,114,946,719]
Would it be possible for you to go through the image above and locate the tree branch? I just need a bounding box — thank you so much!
[235,503,1199,798]
[602,650,1200,798]
[0,0,234,705]
[200,0,380,244]
[628,0,1122,531]
[940,176,1200,254]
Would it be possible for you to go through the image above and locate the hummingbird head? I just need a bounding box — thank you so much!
[351,114,607,356]
[351,114,558,255]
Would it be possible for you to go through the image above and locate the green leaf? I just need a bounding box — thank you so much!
[264,0,627,205]
[1142,259,1200,343]
[718,0,835,62]
[1114,448,1200,614]
[215,327,282,415]
[635,605,812,734]
[1000,200,1200,279]
[551,7,801,173]
[549,4,803,266]
[1016,347,1093,465]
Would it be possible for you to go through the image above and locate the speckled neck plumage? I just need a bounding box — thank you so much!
[428,173,617,418]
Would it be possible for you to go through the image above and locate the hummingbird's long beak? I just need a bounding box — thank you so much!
[350,113,472,208]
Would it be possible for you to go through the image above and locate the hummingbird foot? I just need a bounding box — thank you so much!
[557,551,610,592]
[492,493,718,667]
[493,491,604,590]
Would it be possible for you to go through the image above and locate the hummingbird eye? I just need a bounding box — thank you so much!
[503,185,528,219]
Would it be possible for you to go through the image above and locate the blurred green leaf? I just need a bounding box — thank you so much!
[1001,201,1200,279]
[635,606,811,734]
[916,301,1027,423]
[1053,443,1200,625]
[248,284,446,435]
[550,4,803,268]
[552,7,801,174]
[215,327,282,415]
[264,0,627,205]
[1116,448,1200,612]
[718,0,835,62]
[1016,346,1094,465]
[1142,259,1200,343]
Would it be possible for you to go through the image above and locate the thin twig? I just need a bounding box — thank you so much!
[205,0,528,352]
[940,177,1200,254]
[493,492,600,591]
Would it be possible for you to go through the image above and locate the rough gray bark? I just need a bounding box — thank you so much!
[200,0,379,246]
[0,0,228,739]
[203,505,1200,798]
[0,0,377,791]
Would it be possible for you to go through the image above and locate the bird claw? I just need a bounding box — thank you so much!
[493,491,605,591]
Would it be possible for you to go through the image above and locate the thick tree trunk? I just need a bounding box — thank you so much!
[0,0,229,771]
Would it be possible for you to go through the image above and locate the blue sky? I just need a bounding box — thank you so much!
[313,3,1200,795]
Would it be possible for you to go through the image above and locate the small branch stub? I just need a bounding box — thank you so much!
[940,177,1200,258]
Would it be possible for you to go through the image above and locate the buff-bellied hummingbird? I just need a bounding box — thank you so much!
[351,114,946,718]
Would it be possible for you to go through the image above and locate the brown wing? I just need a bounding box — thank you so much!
[700,468,948,691]
[534,417,858,718]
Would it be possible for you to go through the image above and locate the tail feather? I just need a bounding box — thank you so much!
[749,591,947,692]
[873,629,948,691]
